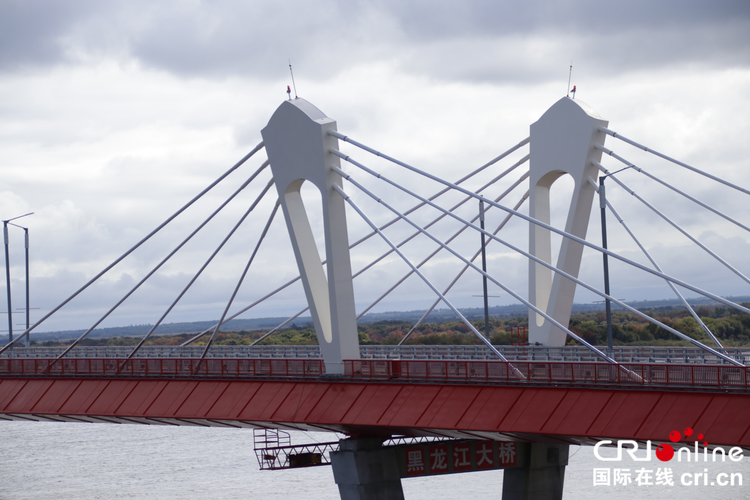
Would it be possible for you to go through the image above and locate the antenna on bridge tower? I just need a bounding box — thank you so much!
[288,60,298,99]
[567,62,573,97]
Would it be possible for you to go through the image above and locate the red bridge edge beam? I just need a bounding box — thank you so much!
[344,359,750,391]
[1,358,748,392]
[1,376,749,452]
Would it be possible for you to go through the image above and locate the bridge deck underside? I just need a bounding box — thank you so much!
[1,378,749,450]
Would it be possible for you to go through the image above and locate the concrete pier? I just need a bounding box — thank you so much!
[502,443,569,500]
[330,438,405,500]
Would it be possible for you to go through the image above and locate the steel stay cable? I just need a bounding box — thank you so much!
[247,166,525,347]
[180,152,529,346]
[328,138,750,318]
[596,144,750,234]
[600,127,750,197]
[57,178,275,366]
[344,149,529,256]
[159,183,276,350]
[185,154,529,347]
[123,181,277,361]
[243,170,520,348]
[200,201,282,359]
[593,160,750,286]
[250,307,310,346]
[55,171,271,361]
[399,193,528,346]
[332,183,521,374]
[333,160,743,367]
[355,169,530,320]
[180,276,302,346]
[330,130,530,177]
[247,168,523,348]
[19,136,530,353]
[334,174,617,365]
[188,171,512,347]
[602,195,723,348]
[0,144,266,355]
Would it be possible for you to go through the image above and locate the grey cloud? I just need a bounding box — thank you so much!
[375,0,750,38]
[397,20,750,86]
[3,0,748,83]
[0,0,104,70]
[1,0,395,78]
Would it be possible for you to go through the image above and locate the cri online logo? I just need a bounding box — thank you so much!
[655,427,706,461]
[594,427,744,463]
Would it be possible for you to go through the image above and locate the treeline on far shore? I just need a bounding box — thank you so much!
[30,304,750,348]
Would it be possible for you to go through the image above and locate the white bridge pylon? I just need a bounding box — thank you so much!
[262,99,359,375]
[528,98,608,346]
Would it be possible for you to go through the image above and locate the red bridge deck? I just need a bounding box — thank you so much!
[1,357,748,391]
[2,358,749,451]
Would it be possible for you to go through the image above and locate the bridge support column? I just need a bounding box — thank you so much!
[330,438,405,500]
[502,443,568,500]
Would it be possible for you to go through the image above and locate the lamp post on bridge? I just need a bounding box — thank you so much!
[3,212,33,347]
[9,222,33,348]
[479,200,490,340]
[599,165,633,357]
[598,177,614,356]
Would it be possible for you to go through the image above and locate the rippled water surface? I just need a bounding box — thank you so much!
[1,421,747,499]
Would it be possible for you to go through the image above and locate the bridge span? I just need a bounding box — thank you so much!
[2,349,750,498]
[2,351,750,448]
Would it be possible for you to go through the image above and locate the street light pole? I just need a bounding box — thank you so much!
[12,226,31,347]
[2,212,34,347]
[599,177,614,355]
[24,227,29,347]
[3,221,10,345]
[11,224,38,349]
[480,200,490,340]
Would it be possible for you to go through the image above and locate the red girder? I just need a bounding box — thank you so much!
[2,368,750,450]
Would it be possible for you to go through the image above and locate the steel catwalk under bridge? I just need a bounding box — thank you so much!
[2,356,749,453]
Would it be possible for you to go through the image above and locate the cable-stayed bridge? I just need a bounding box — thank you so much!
[2,97,749,500]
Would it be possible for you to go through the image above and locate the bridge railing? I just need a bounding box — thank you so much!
[0,358,324,378]
[3,356,747,391]
[0,345,324,359]
[344,359,750,391]
[2,345,749,364]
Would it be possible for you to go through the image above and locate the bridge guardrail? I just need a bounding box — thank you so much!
[1,357,748,391]
[0,358,324,378]
[0,345,324,359]
[344,359,750,391]
[2,345,749,365]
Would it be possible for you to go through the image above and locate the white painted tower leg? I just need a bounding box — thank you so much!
[262,99,359,374]
[528,97,608,346]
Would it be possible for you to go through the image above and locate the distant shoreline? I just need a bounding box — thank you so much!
[24,295,750,342]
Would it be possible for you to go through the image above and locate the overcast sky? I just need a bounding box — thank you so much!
[1,0,750,333]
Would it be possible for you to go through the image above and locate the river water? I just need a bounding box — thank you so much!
[0,421,747,499]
